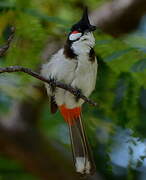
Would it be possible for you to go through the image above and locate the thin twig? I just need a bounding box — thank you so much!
[0,26,97,106]
[0,27,15,57]
[0,66,98,107]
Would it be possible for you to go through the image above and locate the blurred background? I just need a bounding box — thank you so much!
[0,0,146,179]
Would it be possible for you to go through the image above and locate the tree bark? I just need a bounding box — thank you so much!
[90,0,146,37]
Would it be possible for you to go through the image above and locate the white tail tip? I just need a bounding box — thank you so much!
[75,157,91,174]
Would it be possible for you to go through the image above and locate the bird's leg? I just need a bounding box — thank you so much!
[75,88,82,102]
[49,76,57,94]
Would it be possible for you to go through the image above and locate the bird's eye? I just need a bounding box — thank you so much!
[77,28,82,32]
[69,31,82,41]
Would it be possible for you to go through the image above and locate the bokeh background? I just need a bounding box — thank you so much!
[0,0,146,180]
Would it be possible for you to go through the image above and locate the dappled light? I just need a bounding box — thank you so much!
[0,0,146,179]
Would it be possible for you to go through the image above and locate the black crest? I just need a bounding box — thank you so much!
[71,7,96,33]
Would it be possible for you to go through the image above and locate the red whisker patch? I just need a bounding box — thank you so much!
[71,30,80,34]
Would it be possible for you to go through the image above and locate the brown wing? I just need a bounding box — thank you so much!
[50,96,58,114]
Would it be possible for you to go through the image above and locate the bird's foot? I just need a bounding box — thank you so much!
[75,88,82,102]
[49,77,57,93]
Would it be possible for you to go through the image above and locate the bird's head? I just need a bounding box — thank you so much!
[67,7,96,55]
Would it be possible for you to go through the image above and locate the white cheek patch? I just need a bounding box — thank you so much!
[69,33,82,41]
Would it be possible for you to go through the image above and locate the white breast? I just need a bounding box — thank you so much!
[41,33,97,108]
[41,49,78,105]
[41,49,77,83]
[64,54,97,108]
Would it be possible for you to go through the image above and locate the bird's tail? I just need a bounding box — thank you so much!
[59,105,96,176]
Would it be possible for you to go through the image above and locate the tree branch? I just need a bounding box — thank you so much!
[0,66,98,107]
[90,0,146,37]
[0,27,15,57]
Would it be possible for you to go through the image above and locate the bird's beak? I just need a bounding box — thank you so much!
[89,25,96,32]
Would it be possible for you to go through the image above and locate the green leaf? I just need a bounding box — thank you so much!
[104,48,134,62]
[0,2,69,26]
[95,39,113,45]
[24,8,69,25]
[131,58,146,72]
[0,1,15,9]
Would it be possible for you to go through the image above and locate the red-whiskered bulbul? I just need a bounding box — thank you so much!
[41,7,97,176]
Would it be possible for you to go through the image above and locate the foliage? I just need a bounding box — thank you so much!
[0,0,146,179]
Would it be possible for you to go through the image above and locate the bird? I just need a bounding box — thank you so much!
[41,7,98,176]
